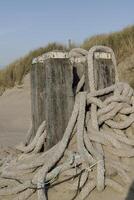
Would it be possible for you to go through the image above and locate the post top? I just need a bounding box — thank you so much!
[32,51,69,64]
[32,49,112,65]
[32,51,87,64]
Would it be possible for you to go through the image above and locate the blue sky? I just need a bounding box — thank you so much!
[0,0,134,67]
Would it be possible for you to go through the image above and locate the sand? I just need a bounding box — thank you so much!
[0,74,31,147]
[0,74,133,200]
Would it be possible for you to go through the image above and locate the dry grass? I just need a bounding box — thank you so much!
[82,25,134,64]
[0,43,66,89]
[0,25,134,90]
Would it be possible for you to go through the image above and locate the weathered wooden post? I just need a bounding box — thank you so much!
[31,52,74,149]
[85,46,118,96]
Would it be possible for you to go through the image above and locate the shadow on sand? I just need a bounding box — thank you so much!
[126,181,134,200]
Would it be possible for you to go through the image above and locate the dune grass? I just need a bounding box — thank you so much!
[82,25,134,64]
[0,43,66,89]
[0,25,134,89]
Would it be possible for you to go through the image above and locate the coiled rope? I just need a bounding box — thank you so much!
[0,46,134,200]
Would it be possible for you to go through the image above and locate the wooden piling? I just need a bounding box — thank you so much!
[85,46,117,99]
[31,52,74,149]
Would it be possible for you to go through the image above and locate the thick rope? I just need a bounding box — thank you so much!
[0,46,134,200]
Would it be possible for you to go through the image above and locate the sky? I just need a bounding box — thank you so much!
[0,0,134,67]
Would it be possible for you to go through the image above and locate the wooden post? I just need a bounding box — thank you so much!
[85,46,117,98]
[31,52,74,149]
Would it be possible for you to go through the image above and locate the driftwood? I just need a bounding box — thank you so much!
[0,46,134,200]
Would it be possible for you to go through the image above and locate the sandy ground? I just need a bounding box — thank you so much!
[0,74,134,200]
[0,74,31,147]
